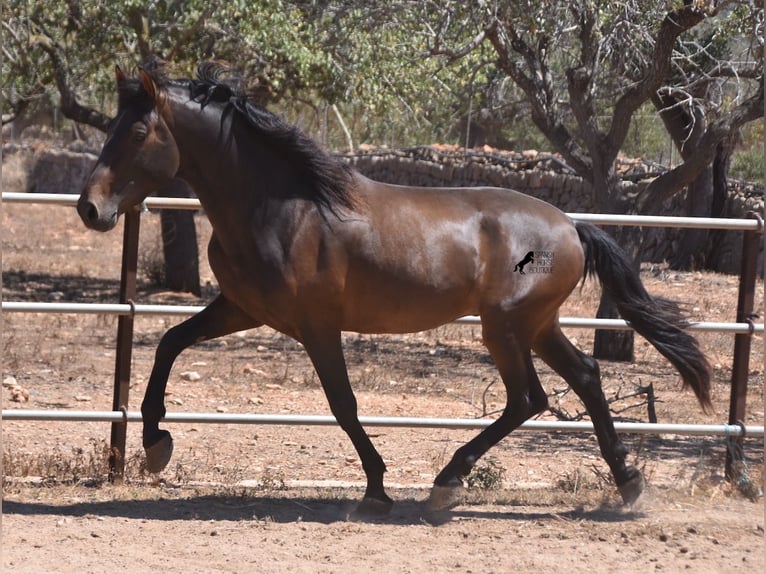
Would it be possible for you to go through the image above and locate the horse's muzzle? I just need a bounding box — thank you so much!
[77,195,119,232]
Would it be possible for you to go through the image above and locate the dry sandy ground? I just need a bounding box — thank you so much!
[2,202,765,572]
[2,482,763,574]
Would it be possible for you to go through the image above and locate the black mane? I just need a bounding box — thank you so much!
[186,62,356,213]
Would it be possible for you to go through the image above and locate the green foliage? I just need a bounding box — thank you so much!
[2,1,129,115]
[2,0,762,166]
[731,147,764,181]
[731,121,765,181]
[2,0,467,145]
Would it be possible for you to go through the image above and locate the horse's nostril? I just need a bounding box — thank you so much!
[77,199,99,225]
[86,203,98,223]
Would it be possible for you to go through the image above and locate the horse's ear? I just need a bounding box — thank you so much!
[115,65,127,85]
[138,67,158,102]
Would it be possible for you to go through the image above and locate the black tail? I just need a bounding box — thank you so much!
[575,221,712,411]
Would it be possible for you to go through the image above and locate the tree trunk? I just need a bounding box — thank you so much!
[669,165,713,270]
[705,137,737,272]
[159,180,201,296]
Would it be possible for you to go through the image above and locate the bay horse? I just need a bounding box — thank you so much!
[77,63,711,515]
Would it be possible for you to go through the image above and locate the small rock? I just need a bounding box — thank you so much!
[180,371,202,382]
[244,366,268,377]
[74,394,92,402]
[11,387,30,402]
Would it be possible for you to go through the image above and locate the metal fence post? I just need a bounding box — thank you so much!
[725,212,763,480]
[109,206,141,483]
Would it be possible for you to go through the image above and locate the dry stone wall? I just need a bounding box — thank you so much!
[3,142,97,196]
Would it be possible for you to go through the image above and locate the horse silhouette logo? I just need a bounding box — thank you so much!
[514,251,535,274]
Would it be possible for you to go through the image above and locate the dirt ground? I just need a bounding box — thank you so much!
[2,201,765,573]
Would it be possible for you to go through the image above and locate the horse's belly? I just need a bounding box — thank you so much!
[341,285,474,334]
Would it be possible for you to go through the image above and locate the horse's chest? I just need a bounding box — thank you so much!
[206,235,291,320]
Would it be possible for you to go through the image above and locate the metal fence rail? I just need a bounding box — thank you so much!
[3,192,764,230]
[2,301,762,334]
[3,409,763,438]
[2,191,763,482]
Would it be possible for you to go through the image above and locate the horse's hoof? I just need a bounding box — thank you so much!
[427,484,463,511]
[144,431,174,473]
[617,471,645,505]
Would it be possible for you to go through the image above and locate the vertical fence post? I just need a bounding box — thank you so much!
[725,212,762,480]
[109,206,141,483]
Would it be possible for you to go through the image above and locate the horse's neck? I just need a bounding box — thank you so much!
[166,93,302,242]
[168,96,243,214]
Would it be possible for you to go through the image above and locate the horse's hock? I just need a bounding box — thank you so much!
[4,141,761,274]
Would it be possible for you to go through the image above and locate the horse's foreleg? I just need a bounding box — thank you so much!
[430,324,547,510]
[534,326,644,504]
[302,330,392,516]
[142,294,260,473]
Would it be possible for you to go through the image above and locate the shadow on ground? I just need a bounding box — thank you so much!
[3,487,643,527]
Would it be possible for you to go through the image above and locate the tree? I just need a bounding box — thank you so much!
[2,0,355,294]
[415,0,763,359]
[650,3,763,269]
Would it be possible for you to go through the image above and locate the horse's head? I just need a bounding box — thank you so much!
[78,66,179,231]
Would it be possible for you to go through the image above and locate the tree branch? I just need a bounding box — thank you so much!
[167,5,215,62]
[484,19,592,177]
[606,5,706,152]
[637,77,764,212]
[35,37,110,132]
[127,7,153,62]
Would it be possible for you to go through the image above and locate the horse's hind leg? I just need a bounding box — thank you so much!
[429,319,548,510]
[534,326,644,504]
[142,294,260,473]
[301,330,392,516]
